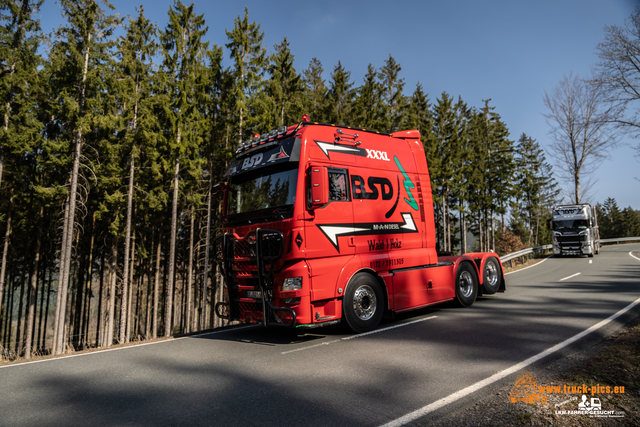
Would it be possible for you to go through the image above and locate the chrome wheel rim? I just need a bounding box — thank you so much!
[484,261,498,288]
[353,285,377,321]
[459,271,474,298]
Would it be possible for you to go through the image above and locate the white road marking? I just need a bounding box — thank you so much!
[341,316,438,341]
[380,294,640,427]
[589,260,592,264]
[504,255,551,276]
[281,316,438,355]
[0,325,258,369]
[281,340,340,355]
[560,272,581,281]
[630,251,640,262]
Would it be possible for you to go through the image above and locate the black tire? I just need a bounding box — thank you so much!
[454,262,478,307]
[343,273,384,333]
[482,256,501,295]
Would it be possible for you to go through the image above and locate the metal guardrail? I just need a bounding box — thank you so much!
[500,245,552,263]
[600,237,640,245]
[499,236,640,265]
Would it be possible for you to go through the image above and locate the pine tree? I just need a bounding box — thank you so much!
[353,64,383,130]
[0,0,43,191]
[266,37,302,128]
[621,207,640,237]
[514,133,560,246]
[0,1,43,338]
[378,54,405,132]
[48,0,118,355]
[115,5,157,344]
[225,6,265,145]
[600,197,623,238]
[158,0,208,337]
[302,57,327,122]
[326,61,354,125]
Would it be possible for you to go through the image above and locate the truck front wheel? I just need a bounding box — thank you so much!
[454,262,478,307]
[343,273,384,333]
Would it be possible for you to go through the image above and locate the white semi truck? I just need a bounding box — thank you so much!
[551,204,600,257]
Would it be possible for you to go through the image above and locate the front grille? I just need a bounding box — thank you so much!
[556,235,586,243]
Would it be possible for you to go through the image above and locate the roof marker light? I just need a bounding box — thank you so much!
[302,114,310,122]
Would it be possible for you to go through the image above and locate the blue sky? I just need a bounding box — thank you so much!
[37,0,640,209]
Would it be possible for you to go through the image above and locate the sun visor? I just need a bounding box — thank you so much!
[224,137,301,178]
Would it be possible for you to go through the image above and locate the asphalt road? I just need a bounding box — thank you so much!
[1,244,639,427]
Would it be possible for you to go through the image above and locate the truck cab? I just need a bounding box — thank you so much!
[215,117,505,332]
[551,204,600,257]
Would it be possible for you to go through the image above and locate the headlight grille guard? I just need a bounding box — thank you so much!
[214,229,296,327]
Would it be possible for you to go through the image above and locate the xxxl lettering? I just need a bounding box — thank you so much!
[366,149,390,161]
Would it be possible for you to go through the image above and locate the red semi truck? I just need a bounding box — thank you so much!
[214,116,505,332]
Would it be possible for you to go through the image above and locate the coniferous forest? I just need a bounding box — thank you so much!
[2,0,604,358]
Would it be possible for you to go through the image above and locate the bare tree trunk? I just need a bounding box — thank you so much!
[152,231,161,339]
[193,234,201,332]
[36,261,46,352]
[0,194,13,334]
[42,268,52,351]
[186,209,195,334]
[126,234,135,343]
[4,273,15,352]
[201,174,213,331]
[95,250,105,347]
[53,197,70,352]
[165,154,180,337]
[15,271,25,356]
[106,238,118,347]
[145,235,152,338]
[81,213,96,347]
[491,211,495,252]
[24,205,43,359]
[119,154,135,343]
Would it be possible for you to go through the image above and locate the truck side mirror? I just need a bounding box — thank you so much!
[308,165,328,209]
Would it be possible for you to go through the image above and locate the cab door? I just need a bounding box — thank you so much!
[304,165,355,301]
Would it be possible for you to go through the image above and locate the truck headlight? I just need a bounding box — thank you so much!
[282,277,302,291]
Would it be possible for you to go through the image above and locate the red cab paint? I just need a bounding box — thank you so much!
[215,118,505,332]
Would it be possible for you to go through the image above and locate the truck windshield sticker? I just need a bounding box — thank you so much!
[315,140,391,163]
[393,156,419,211]
[268,146,289,162]
[317,212,418,252]
[315,140,366,158]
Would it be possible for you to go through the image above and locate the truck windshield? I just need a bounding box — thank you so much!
[552,219,589,230]
[227,167,297,215]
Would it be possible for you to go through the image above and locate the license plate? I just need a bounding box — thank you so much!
[246,291,262,299]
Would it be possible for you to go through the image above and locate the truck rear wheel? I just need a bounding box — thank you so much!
[343,273,384,333]
[454,262,478,307]
[482,256,501,295]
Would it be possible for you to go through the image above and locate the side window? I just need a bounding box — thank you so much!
[329,169,350,201]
